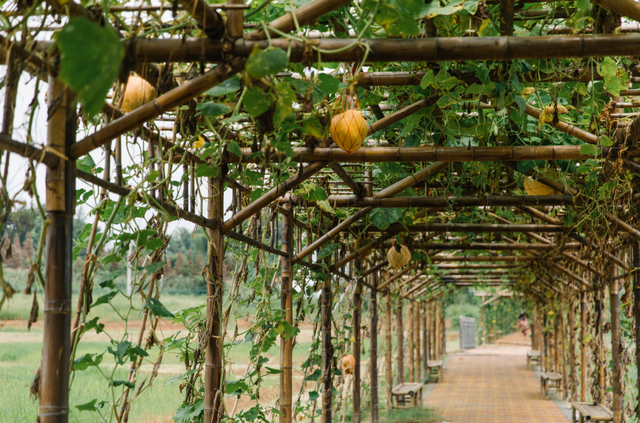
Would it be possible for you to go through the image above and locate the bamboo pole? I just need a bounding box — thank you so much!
[598,0,640,23]
[228,145,617,164]
[223,161,327,234]
[405,242,577,251]
[415,299,421,382]
[524,105,600,145]
[204,172,224,423]
[384,286,392,411]
[370,270,379,423]
[124,33,640,63]
[635,243,640,422]
[431,255,538,262]
[397,299,404,383]
[40,75,75,423]
[353,260,362,423]
[580,290,587,402]
[331,234,395,272]
[409,299,415,383]
[610,277,623,423]
[2,50,21,137]
[226,0,245,38]
[315,194,573,208]
[328,163,364,196]
[377,265,415,291]
[568,302,576,400]
[430,263,525,270]
[422,302,428,377]
[321,273,332,423]
[280,204,293,423]
[359,223,564,233]
[292,162,448,264]
[368,96,438,135]
[177,0,224,38]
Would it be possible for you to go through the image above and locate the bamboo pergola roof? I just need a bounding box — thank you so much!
[2,0,640,422]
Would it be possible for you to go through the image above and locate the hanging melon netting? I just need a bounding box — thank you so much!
[330,109,368,153]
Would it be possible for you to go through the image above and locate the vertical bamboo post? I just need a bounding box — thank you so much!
[610,277,623,422]
[409,299,415,382]
[384,287,392,411]
[280,204,293,423]
[481,303,485,345]
[353,260,362,423]
[227,0,244,37]
[554,309,559,373]
[440,304,446,356]
[580,290,587,402]
[568,301,576,400]
[204,172,223,423]
[596,290,605,402]
[415,298,421,381]
[542,313,548,372]
[560,304,567,398]
[370,270,378,423]
[397,298,404,383]
[635,243,640,421]
[321,273,332,423]
[432,302,438,360]
[40,75,76,423]
[426,303,431,360]
[422,302,428,374]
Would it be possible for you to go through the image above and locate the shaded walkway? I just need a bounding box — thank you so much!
[425,333,569,423]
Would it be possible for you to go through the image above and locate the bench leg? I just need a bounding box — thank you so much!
[571,407,576,423]
[439,367,443,383]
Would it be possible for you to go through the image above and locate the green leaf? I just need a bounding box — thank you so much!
[195,163,220,178]
[244,87,275,117]
[57,17,124,116]
[205,76,240,97]
[228,141,242,158]
[73,353,104,371]
[317,73,340,95]
[196,102,230,117]
[76,399,107,412]
[364,0,423,37]
[173,400,204,423]
[77,154,96,174]
[369,208,403,230]
[421,0,464,18]
[308,390,319,401]
[513,95,527,113]
[92,290,117,307]
[405,134,421,147]
[419,70,435,90]
[145,298,175,318]
[600,135,613,147]
[245,47,289,79]
[580,144,597,156]
[478,18,500,37]
[597,57,627,97]
[306,368,322,382]
[275,321,300,340]
[225,379,249,395]
[317,242,338,260]
[111,380,135,389]
[274,81,296,125]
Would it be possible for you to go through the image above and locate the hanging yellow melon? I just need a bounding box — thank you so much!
[387,244,411,269]
[330,110,368,153]
[121,75,157,113]
[524,177,558,196]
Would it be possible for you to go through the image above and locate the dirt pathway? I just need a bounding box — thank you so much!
[425,333,569,423]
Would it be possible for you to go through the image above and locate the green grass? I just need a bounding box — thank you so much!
[379,407,440,423]
[0,364,183,422]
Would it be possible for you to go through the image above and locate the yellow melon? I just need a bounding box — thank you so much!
[330,110,368,153]
[121,75,157,113]
[387,244,411,269]
[524,177,558,196]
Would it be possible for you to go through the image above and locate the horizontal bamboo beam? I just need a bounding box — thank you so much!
[418,242,578,250]
[377,265,416,291]
[367,96,438,135]
[177,0,224,38]
[309,195,573,208]
[223,161,327,234]
[403,279,431,297]
[0,134,60,168]
[597,0,640,23]
[228,145,617,164]
[525,105,600,145]
[551,263,593,290]
[431,255,539,262]
[433,263,525,269]
[358,223,564,233]
[226,230,286,257]
[120,33,640,63]
[291,162,448,264]
[329,233,395,272]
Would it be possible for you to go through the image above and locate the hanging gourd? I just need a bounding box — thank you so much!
[121,74,157,113]
[342,354,355,375]
[387,243,411,269]
[330,110,368,153]
[524,176,558,196]
[330,67,368,153]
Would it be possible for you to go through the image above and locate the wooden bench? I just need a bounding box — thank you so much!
[540,372,562,398]
[526,350,541,369]
[570,402,613,423]
[426,360,444,383]
[391,382,424,409]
